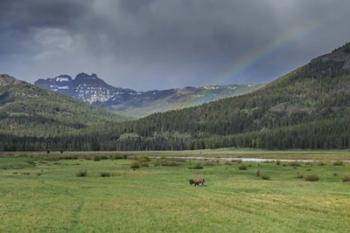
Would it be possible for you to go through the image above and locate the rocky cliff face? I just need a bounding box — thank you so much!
[35,73,137,104]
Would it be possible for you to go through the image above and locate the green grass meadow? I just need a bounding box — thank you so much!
[1,152,350,233]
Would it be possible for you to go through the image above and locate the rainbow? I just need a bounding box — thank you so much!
[217,18,326,83]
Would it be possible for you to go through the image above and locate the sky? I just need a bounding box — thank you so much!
[1,0,350,90]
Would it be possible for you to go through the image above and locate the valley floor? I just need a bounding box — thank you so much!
[1,150,350,233]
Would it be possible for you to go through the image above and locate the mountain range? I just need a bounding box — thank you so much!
[35,74,263,118]
[2,41,350,151]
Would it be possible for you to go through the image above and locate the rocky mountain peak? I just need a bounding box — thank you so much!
[76,73,98,80]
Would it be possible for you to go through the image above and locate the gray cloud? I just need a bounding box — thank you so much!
[1,0,350,90]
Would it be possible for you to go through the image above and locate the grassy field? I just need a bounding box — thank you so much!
[1,152,350,233]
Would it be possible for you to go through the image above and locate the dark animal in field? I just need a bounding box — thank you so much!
[189,178,205,186]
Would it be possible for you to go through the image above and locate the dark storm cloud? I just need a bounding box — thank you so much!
[1,0,350,90]
[0,0,92,58]
[0,0,92,28]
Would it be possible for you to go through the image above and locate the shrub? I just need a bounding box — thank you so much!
[289,162,301,167]
[153,160,160,167]
[92,155,110,161]
[333,161,344,166]
[342,176,350,182]
[130,162,140,170]
[76,170,87,177]
[306,168,312,171]
[100,172,111,177]
[36,172,42,176]
[333,173,338,177]
[318,162,326,166]
[188,163,204,169]
[304,175,320,182]
[261,175,270,180]
[296,174,304,179]
[238,165,247,170]
[160,160,181,167]
[61,155,78,160]
[275,160,281,166]
[112,155,124,160]
[256,169,261,177]
[137,156,151,163]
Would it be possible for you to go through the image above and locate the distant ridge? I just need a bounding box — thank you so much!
[35,73,264,118]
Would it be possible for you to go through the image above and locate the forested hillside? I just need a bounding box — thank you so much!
[0,75,123,138]
[109,42,350,150]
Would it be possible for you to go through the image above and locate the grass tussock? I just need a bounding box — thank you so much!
[157,159,181,167]
[289,161,301,167]
[238,165,247,170]
[135,156,151,167]
[130,162,140,170]
[261,175,270,180]
[304,175,320,182]
[60,155,78,160]
[76,170,87,177]
[256,169,261,177]
[188,163,204,169]
[100,172,111,177]
[112,154,128,160]
[333,161,344,166]
[342,176,350,182]
[136,156,151,163]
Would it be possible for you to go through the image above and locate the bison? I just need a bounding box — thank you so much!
[189,178,205,186]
